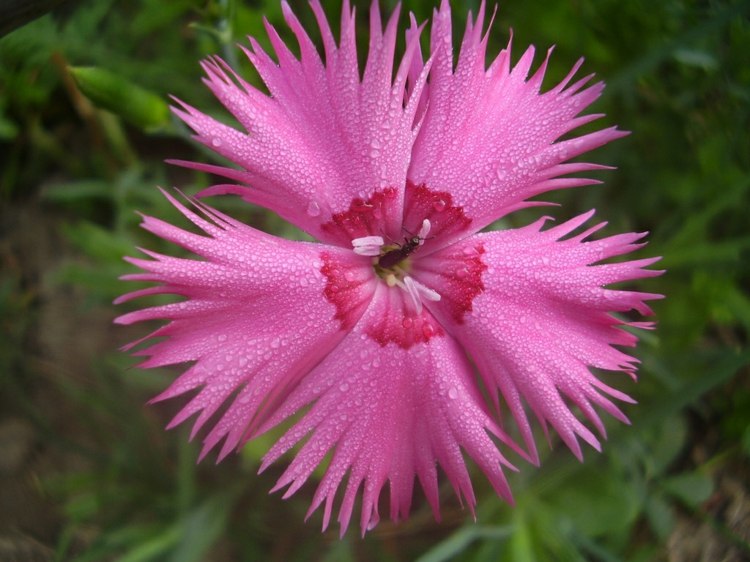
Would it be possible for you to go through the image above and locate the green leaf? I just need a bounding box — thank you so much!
[62,221,134,263]
[643,415,688,476]
[0,113,18,139]
[167,495,232,562]
[414,525,513,562]
[544,465,640,538]
[661,472,714,508]
[115,526,181,562]
[41,180,113,202]
[644,493,675,540]
[69,66,169,130]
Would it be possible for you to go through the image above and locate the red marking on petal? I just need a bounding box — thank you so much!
[414,240,488,324]
[320,252,374,330]
[320,252,444,348]
[402,182,472,247]
[321,187,400,245]
[366,300,444,349]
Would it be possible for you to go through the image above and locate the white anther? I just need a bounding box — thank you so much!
[417,219,431,242]
[402,275,441,315]
[352,235,385,256]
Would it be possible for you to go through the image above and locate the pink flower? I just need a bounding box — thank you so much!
[117,0,662,536]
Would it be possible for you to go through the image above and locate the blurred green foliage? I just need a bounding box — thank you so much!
[1,0,748,561]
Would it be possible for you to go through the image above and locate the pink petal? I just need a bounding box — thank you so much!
[171,1,430,246]
[408,0,627,239]
[256,283,521,536]
[116,192,374,459]
[415,212,663,463]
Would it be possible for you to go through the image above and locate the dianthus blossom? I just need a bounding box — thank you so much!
[117,0,662,536]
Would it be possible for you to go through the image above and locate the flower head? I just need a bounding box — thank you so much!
[117,0,663,536]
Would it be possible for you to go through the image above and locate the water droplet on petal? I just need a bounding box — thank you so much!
[306,201,321,217]
[433,198,447,211]
[211,137,222,148]
[339,382,349,392]
[448,387,458,400]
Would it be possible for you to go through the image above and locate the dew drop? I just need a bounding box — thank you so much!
[306,201,321,217]
[402,317,413,328]
[217,334,227,342]
[339,382,349,392]
[211,137,222,148]
[433,198,447,211]
[270,337,280,349]
[448,387,458,400]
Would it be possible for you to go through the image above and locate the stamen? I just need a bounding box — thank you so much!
[402,275,441,315]
[352,235,385,256]
[417,219,431,241]
[402,276,422,314]
[352,227,441,315]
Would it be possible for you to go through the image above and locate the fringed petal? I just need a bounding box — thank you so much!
[415,212,663,463]
[255,283,522,536]
[408,0,627,241]
[116,192,375,459]
[171,1,430,246]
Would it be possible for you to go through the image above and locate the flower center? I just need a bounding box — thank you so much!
[318,183,482,348]
[351,219,440,315]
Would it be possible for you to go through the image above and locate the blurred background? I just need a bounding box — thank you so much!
[1,0,748,560]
